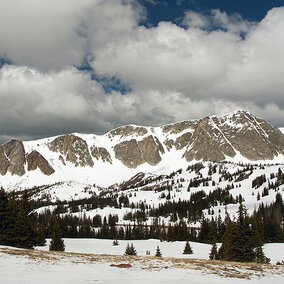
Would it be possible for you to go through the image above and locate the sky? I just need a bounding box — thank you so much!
[0,0,284,143]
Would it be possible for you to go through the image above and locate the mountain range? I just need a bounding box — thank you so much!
[0,110,284,191]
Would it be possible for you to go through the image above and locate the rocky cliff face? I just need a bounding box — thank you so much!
[27,150,55,175]
[48,134,94,167]
[90,145,112,164]
[0,140,26,176]
[0,111,283,178]
[114,135,165,168]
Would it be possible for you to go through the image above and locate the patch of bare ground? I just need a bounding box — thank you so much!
[0,247,283,280]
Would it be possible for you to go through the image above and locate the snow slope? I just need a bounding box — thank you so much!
[1,240,284,284]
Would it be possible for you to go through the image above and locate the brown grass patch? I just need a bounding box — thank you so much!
[1,247,283,280]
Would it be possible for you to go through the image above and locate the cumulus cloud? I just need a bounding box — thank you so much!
[0,0,144,71]
[182,9,254,34]
[92,7,284,122]
[0,3,284,143]
[1,64,283,144]
[0,65,107,137]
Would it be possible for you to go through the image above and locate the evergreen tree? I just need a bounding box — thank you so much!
[219,202,263,262]
[198,218,210,242]
[0,188,11,245]
[209,242,218,260]
[155,246,162,257]
[254,245,268,263]
[13,204,35,249]
[124,243,137,255]
[49,219,65,251]
[183,240,193,254]
[208,220,217,243]
[0,189,36,248]
[37,224,46,246]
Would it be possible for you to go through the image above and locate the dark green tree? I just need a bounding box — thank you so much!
[209,242,218,260]
[49,219,65,251]
[13,204,35,249]
[198,218,210,242]
[219,202,264,262]
[37,224,46,246]
[155,245,162,257]
[0,189,11,245]
[254,245,268,263]
[183,240,193,254]
[1,189,37,248]
[124,243,137,255]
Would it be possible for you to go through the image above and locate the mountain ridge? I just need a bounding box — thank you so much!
[0,110,284,190]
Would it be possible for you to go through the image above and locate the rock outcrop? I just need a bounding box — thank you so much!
[114,135,164,168]
[183,117,236,162]
[108,125,148,138]
[0,140,26,176]
[27,150,55,175]
[48,134,94,167]
[90,145,112,164]
[212,111,284,161]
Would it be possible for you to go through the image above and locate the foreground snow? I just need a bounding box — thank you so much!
[35,238,284,265]
[1,240,284,284]
[0,246,284,284]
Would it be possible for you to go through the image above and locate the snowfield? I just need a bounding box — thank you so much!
[35,238,284,265]
[0,239,284,284]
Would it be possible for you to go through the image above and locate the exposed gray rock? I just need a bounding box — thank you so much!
[90,145,112,164]
[0,140,26,176]
[114,135,164,168]
[175,132,193,150]
[114,139,144,168]
[0,148,10,175]
[164,139,175,151]
[183,117,236,162]
[162,121,196,134]
[108,125,148,138]
[27,150,55,175]
[213,111,284,160]
[138,135,163,166]
[48,135,94,167]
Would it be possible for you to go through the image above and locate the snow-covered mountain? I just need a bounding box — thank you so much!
[0,110,284,191]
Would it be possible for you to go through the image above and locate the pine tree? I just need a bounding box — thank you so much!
[183,240,193,254]
[209,242,218,260]
[37,224,46,246]
[13,204,35,249]
[0,189,37,249]
[124,243,137,255]
[254,245,270,264]
[49,219,65,251]
[219,202,262,262]
[0,188,11,245]
[155,246,162,257]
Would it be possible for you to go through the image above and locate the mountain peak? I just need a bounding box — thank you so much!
[0,111,283,190]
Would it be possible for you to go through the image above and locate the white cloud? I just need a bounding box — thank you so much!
[1,3,284,142]
[0,0,144,71]
[1,64,283,143]
[182,9,254,34]
[92,7,284,112]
